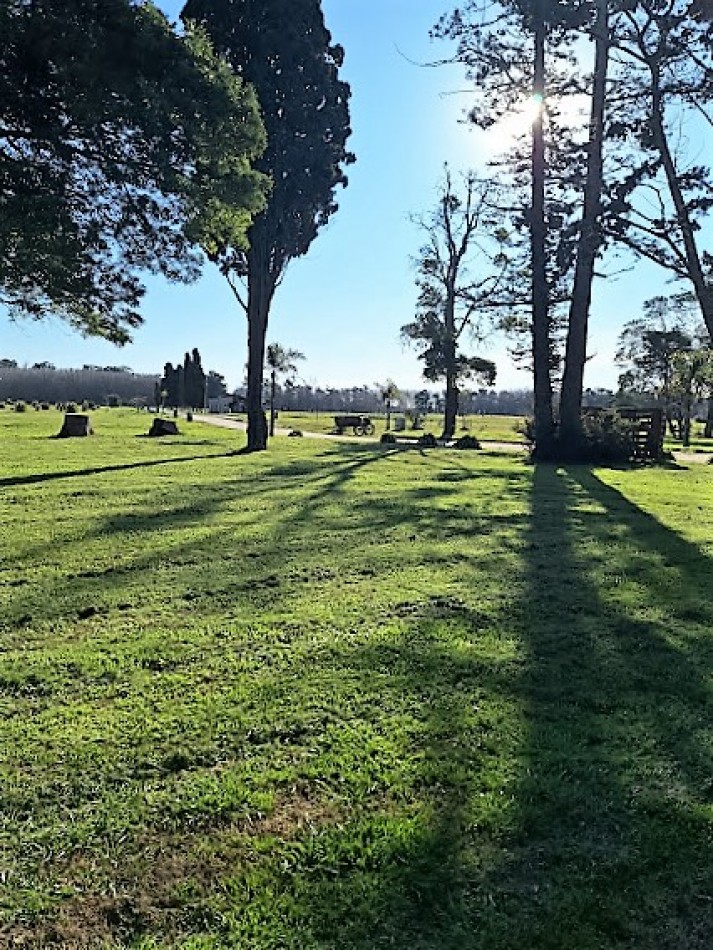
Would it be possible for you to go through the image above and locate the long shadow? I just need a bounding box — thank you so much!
[0,443,401,628]
[13,449,713,946]
[470,465,713,948]
[269,463,713,947]
[0,450,239,488]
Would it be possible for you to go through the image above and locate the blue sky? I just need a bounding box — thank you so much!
[1,1,705,391]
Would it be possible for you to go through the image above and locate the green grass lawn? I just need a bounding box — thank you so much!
[2,408,713,948]
[663,422,713,454]
[250,411,526,443]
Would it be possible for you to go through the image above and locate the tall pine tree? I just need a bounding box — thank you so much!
[183,0,354,451]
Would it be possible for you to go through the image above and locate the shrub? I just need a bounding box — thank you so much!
[288,429,303,437]
[517,417,536,444]
[574,412,635,463]
[520,413,635,464]
[66,402,77,413]
[455,435,481,450]
[380,432,396,444]
[14,401,27,412]
[417,432,437,448]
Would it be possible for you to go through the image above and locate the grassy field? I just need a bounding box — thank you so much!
[2,408,713,948]
[250,411,527,443]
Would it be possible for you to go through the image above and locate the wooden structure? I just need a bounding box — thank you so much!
[57,413,92,437]
[333,414,375,436]
[618,408,666,460]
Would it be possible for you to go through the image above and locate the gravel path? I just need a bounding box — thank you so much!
[193,413,527,452]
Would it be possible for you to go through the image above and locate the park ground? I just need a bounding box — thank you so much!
[2,408,713,948]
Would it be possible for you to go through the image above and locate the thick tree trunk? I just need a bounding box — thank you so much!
[246,310,268,451]
[705,399,713,439]
[559,0,609,448]
[531,2,555,458]
[245,240,275,452]
[442,369,458,441]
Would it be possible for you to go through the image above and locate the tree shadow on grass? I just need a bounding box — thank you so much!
[465,464,713,949]
[9,452,713,947]
[238,463,713,949]
[0,450,239,488]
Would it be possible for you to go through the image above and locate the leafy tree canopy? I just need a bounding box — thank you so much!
[1,0,267,342]
[182,0,355,290]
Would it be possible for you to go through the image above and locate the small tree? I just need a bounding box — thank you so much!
[379,380,400,431]
[266,344,304,437]
[616,295,697,403]
[402,170,501,439]
[671,348,713,446]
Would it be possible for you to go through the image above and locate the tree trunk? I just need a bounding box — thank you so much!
[269,368,277,437]
[682,396,691,448]
[245,236,276,452]
[650,72,713,339]
[531,0,555,458]
[559,0,609,448]
[246,312,267,451]
[442,370,458,440]
[705,399,713,439]
[441,279,459,440]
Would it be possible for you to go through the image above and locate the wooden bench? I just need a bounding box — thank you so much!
[333,414,375,436]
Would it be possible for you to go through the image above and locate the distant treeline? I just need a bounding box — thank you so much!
[268,385,537,416]
[0,364,158,405]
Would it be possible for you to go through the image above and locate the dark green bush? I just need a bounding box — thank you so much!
[455,435,481,450]
[577,411,635,463]
[14,401,27,413]
[523,412,636,463]
[380,432,396,444]
[66,402,77,413]
[417,433,437,448]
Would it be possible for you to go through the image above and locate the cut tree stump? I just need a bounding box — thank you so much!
[57,413,92,437]
[148,417,179,437]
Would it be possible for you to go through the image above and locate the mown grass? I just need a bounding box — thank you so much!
[2,408,713,948]
[663,424,713,454]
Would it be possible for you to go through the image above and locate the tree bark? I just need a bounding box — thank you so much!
[441,275,459,439]
[649,67,713,340]
[245,238,275,452]
[269,368,277,437]
[559,0,609,448]
[531,0,555,458]
[705,399,713,439]
[442,368,458,441]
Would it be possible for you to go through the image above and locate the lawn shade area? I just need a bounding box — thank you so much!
[2,408,713,948]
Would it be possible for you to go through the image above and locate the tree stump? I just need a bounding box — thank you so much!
[57,413,92,437]
[148,418,179,437]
